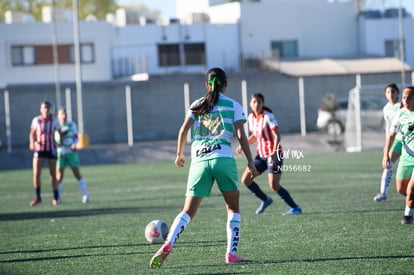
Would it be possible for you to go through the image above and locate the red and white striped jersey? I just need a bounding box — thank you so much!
[31,115,61,151]
[248,110,281,158]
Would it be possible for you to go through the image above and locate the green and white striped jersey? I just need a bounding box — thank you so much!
[391,108,414,165]
[55,121,79,148]
[187,93,246,163]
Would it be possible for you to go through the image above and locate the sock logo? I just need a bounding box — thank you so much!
[173,225,185,244]
[231,227,240,253]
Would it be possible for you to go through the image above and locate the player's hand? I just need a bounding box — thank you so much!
[247,162,258,178]
[175,155,185,167]
[235,145,242,155]
[382,156,389,169]
[71,144,77,152]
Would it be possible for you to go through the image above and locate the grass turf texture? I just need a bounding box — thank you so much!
[0,150,412,275]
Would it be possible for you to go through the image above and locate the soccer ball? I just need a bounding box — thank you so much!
[144,220,169,244]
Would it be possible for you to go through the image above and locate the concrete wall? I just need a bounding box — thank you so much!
[0,71,409,151]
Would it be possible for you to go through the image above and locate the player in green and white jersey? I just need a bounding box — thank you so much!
[383,86,414,224]
[374,83,401,201]
[150,68,257,269]
[55,108,89,204]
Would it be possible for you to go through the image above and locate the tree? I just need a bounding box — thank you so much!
[0,0,119,22]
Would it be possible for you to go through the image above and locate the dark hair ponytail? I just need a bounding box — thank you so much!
[191,68,227,116]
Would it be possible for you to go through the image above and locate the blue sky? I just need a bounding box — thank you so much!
[116,0,414,19]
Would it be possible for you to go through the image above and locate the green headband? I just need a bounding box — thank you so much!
[208,76,223,92]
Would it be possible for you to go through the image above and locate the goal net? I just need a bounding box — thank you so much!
[344,84,388,152]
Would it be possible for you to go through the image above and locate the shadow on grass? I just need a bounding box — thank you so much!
[0,206,177,221]
[0,240,225,264]
[245,254,414,264]
[171,254,414,272]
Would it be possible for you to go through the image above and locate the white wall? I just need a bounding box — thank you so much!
[240,0,357,59]
[1,0,413,87]
[360,17,414,68]
[0,21,112,86]
[111,22,240,75]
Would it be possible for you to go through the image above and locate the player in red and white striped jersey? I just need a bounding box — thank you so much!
[237,93,301,216]
[29,100,63,206]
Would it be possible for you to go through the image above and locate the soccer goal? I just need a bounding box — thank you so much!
[344,84,388,152]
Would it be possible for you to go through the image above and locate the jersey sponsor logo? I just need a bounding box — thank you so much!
[196,143,222,157]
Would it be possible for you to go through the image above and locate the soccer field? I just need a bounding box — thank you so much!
[0,150,412,275]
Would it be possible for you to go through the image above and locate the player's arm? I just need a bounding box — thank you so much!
[234,120,257,176]
[71,122,79,151]
[270,127,281,158]
[236,132,256,154]
[175,117,193,167]
[382,132,396,169]
[29,128,36,151]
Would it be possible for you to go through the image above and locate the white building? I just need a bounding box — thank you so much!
[0,0,412,87]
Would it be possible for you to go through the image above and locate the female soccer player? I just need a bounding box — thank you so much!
[29,100,62,206]
[383,86,414,224]
[150,68,257,268]
[236,93,302,216]
[55,108,89,204]
[374,83,402,201]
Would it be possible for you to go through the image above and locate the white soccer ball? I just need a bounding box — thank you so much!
[144,220,169,244]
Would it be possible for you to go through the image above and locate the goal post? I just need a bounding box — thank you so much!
[344,87,362,152]
[344,84,390,152]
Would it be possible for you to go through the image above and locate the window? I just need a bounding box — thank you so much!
[385,39,405,60]
[80,44,94,63]
[158,42,206,67]
[70,43,94,63]
[184,43,205,65]
[158,44,180,66]
[11,46,35,66]
[10,43,95,66]
[271,40,298,58]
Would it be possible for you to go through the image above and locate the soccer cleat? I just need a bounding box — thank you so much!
[255,197,273,214]
[29,198,42,206]
[225,253,244,264]
[150,241,172,269]
[401,215,413,225]
[52,199,59,206]
[373,193,387,202]
[283,206,302,216]
[82,195,89,204]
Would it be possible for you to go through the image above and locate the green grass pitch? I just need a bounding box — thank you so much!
[0,150,413,274]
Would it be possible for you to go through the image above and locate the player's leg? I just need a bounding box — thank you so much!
[214,158,243,264]
[267,159,301,216]
[71,162,89,203]
[56,154,65,202]
[30,155,44,206]
[48,157,59,205]
[150,195,201,269]
[150,161,209,269]
[374,142,401,201]
[402,178,414,224]
[56,168,65,202]
[402,167,414,224]
[241,156,272,214]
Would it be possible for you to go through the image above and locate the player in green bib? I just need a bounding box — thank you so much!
[150,68,257,268]
[55,108,89,204]
[383,86,414,224]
